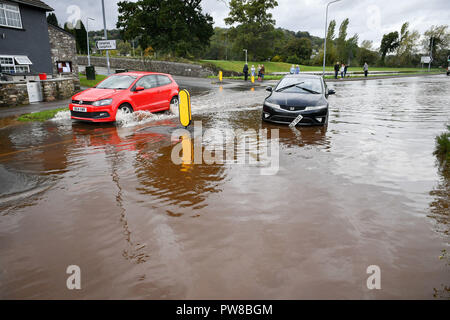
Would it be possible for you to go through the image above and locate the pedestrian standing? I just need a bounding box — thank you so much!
[295,65,300,74]
[290,65,295,74]
[257,65,262,81]
[363,62,369,77]
[340,64,345,79]
[334,62,340,79]
[243,63,249,81]
[260,64,265,81]
[344,64,348,77]
[251,65,256,77]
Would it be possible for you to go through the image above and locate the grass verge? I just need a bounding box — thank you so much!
[201,59,441,74]
[79,73,107,88]
[209,71,444,81]
[17,107,68,122]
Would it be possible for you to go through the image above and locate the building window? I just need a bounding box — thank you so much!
[0,55,31,73]
[0,2,22,29]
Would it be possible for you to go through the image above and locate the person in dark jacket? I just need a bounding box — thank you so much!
[243,63,249,81]
[344,64,348,77]
[334,62,340,79]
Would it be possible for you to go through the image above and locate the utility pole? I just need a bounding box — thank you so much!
[226,31,228,61]
[101,0,110,74]
[428,36,434,72]
[86,17,95,66]
[322,0,342,76]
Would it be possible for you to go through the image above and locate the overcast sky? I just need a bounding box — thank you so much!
[44,0,450,48]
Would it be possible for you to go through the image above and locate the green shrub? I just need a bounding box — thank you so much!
[287,55,300,64]
[435,125,450,166]
[271,55,283,62]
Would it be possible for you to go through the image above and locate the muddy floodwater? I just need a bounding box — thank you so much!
[0,75,449,299]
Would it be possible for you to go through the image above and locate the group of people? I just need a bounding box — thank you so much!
[290,65,301,74]
[243,64,265,81]
[242,61,370,81]
[334,61,370,79]
[334,62,349,79]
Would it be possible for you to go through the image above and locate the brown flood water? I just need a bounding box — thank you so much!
[0,75,449,299]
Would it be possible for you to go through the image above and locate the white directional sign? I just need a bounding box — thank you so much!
[96,40,117,50]
[421,56,432,64]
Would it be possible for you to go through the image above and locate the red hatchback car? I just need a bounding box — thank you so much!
[70,72,179,122]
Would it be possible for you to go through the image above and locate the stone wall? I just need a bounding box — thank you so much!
[0,78,79,107]
[77,56,215,77]
[41,78,77,102]
[48,24,79,77]
[0,82,29,107]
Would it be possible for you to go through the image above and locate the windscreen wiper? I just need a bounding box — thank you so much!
[276,82,304,92]
[295,86,320,94]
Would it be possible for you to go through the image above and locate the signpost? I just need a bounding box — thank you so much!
[420,56,431,64]
[96,40,117,50]
[420,56,432,71]
[101,0,110,75]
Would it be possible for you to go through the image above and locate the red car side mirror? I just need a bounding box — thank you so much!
[135,86,145,92]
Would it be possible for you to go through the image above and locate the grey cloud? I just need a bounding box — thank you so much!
[44,0,450,47]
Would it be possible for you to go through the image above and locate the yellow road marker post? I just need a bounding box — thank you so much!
[178,89,191,128]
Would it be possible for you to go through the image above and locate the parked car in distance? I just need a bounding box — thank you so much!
[70,72,179,122]
[262,74,335,126]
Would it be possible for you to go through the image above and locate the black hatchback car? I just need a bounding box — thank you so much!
[262,74,335,126]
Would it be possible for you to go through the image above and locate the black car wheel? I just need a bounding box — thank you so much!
[118,104,133,114]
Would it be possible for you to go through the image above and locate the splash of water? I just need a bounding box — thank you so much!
[51,110,71,121]
[115,109,176,128]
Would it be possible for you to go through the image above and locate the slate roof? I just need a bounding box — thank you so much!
[10,0,54,11]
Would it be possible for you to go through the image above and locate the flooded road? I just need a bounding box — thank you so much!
[0,75,449,299]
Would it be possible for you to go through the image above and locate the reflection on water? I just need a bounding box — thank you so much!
[134,143,227,214]
[429,156,450,298]
[0,75,449,299]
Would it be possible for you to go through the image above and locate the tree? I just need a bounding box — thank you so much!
[360,40,373,50]
[422,25,450,67]
[117,41,132,56]
[395,22,420,66]
[345,33,359,65]
[64,20,87,54]
[285,37,312,63]
[224,0,279,60]
[326,20,336,41]
[357,47,378,66]
[380,31,399,62]
[47,13,59,27]
[117,0,214,57]
[318,19,337,65]
[75,20,88,54]
[336,18,349,61]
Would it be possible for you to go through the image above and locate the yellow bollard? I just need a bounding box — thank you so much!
[251,75,255,83]
[178,89,191,128]
[219,70,223,82]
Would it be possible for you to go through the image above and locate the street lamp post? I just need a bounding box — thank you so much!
[86,17,95,66]
[322,0,342,76]
[101,0,110,75]
[428,36,434,72]
[243,49,247,64]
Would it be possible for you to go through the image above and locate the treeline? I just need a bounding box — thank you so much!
[47,1,450,68]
